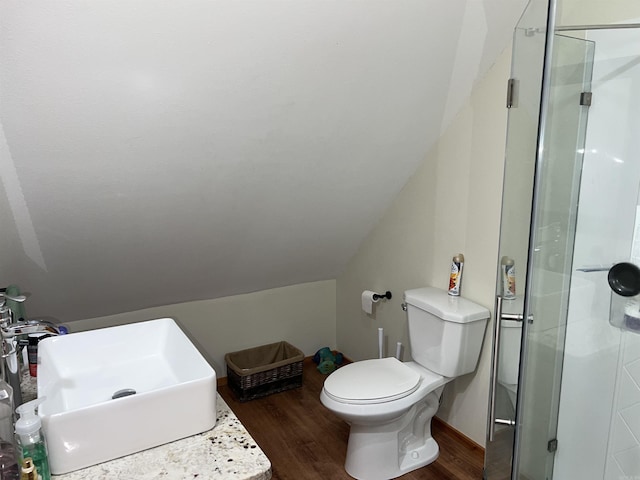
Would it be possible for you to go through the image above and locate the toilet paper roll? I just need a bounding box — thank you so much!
[362,290,380,314]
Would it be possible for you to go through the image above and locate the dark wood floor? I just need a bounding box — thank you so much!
[218,359,484,480]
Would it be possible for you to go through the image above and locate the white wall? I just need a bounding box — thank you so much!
[64,279,336,377]
[606,332,640,479]
[335,47,512,447]
[0,0,526,324]
[0,130,25,284]
[558,0,640,26]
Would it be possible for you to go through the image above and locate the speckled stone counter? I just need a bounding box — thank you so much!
[21,371,272,480]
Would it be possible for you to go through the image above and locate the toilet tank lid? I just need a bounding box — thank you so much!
[404,287,490,323]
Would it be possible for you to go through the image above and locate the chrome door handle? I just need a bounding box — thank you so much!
[495,418,516,426]
[501,312,533,323]
[488,296,504,442]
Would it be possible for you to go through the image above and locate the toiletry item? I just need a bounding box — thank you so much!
[448,254,465,296]
[0,379,19,480]
[26,335,52,378]
[20,458,38,480]
[15,399,49,480]
[26,337,38,378]
[501,257,516,300]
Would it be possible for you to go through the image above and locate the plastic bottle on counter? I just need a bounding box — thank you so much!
[25,326,67,378]
[26,336,46,378]
[15,399,49,480]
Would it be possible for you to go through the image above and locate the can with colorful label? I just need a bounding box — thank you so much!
[448,253,464,296]
[501,256,516,300]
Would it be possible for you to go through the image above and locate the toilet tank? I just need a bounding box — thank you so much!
[404,287,490,378]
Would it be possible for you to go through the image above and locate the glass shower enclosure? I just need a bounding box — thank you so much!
[485,0,640,478]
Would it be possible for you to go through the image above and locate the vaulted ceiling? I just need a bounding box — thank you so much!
[0,0,527,321]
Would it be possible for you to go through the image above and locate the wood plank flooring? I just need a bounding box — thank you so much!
[218,359,484,480]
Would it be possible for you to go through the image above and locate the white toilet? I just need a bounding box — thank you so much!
[320,287,489,480]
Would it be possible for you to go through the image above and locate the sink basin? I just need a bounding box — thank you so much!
[37,318,217,474]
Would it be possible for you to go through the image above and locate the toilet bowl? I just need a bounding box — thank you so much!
[321,358,450,479]
[321,287,489,480]
[321,358,446,424]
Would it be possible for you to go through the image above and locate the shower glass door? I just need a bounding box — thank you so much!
[483,3,549,478]
[515,32,594,480]
[484,7,595,480]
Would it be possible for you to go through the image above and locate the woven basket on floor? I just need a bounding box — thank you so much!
[225,341,304,402]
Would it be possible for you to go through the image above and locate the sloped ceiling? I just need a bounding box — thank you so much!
[0,0,527,322]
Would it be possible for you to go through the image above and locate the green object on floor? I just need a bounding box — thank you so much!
[313,347,344,375]
[317,360,337,374]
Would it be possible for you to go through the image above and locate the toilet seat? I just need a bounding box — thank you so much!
[323,357,421,405]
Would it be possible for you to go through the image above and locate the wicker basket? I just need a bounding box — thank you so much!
[225,341,304,402]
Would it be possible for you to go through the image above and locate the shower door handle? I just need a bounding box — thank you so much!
[501,312,533,323]
[488,295,504,442]
[489,297,530,442]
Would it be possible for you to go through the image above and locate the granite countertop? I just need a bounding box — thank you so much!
[21,371,272,480]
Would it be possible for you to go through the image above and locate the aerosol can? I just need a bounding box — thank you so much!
[448,254,464,296]
[501,257,516,300]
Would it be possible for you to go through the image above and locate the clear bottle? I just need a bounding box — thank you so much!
[14,400,49,480]
[0,378,19,480]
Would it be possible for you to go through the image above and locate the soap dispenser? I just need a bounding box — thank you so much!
[14,399,49,480]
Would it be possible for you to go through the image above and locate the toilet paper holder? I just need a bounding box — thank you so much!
[362,290,393,315]
[373,291,392,301]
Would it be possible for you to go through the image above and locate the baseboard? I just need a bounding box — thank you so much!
[433,416,485,454]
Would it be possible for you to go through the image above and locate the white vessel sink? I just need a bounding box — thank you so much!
[37,318,217,475]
